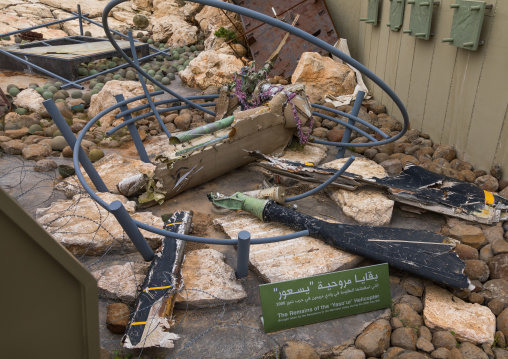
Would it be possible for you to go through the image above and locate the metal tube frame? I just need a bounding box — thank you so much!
[42,0,410,257]
[236,231,251,278]
[114,94,150,163]
[336,91,366,158]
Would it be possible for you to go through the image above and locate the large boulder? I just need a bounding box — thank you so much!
[92,262,150,304]
[179,50,243,90]
[152,15,196,44]
[36,192,164,256]
[291,52,357,103]
[88,80,154,128]
[175,249,246,307]
[423,284,496,345]
[166,24,199,47]
[196,3,244,51]
[323,158,394,226]
[13,89,45,115]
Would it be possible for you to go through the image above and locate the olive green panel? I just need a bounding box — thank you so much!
[0,188,100,359]
[405,0,436,40]
[421,0,458,139]
[442,0,486,50]
[360,0,380,25]
[464,1,508,171]
[324,0,362,59]
[388,0,406,31]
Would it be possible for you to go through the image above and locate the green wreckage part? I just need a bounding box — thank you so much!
[138,177,167,205]
[176,134,229,156]
[169,115,235,144]
[210,192,268,221]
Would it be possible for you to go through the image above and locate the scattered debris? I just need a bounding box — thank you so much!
[254,154,508,224]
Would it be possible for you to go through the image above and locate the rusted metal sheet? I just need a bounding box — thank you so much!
[234,0,339,78]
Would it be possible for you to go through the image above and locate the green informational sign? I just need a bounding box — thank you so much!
[259,264,391,333]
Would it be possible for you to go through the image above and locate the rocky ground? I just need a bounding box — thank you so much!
[1,1,508,359]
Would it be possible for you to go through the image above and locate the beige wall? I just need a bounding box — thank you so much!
[325,0,508,178]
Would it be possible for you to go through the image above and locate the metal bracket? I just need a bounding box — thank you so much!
[404,0,439,40]
[360,0,380,25]
[442,0,490,50]
[387,0,406,32]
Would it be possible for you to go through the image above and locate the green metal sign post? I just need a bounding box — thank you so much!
[259,264,392,333]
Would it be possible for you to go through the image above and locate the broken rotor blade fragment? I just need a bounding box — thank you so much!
[123,211,192,349]
[209,193,472,290]
[250,152,508,224]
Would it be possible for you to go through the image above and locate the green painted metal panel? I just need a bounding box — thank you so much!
[360,0,380,25]
[388,0,406,31]
[405,0,437,40]
[0,188,100,358]
[443,0,487,50]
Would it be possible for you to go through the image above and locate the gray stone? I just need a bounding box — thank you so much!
[490,164,503,181]
[433,145,456,162]
[382,347,405,358]
[399,295,424,314]
[454,244,479,260]
[50,136,68,151]
[133,14,149,28]
[373,152,390,164]
[495,331,507,348]
[22,144,51,161]
[448,225,487,249]
[174,249,246,307]
[449,348,463,359]
[0,139,25,155]
[487,298,505,316]
[423,285,496,345]
[335,347,366,359]
[492,239,508,255]
[498,308,508,342]
[432,331,457,350]
[34,159,58,172]
[482,226,505,244]
[480,245,494,263]
[475,175,499,192]
[355,319,391,357]
[391,327,417,351]
[417,337,435,353]
[92,262,150,304]
[106,303,130,334]
[493,348,508,359]
[402,277,424,297]
[380,159,403,176]
[458,342,488,359]
[489,254,508,280]
[394,303,423,327]
[464,259,490,282]
[396,351,431,359]
[419,326,432,341]
[281,341,319,359]
[430,348,450,359]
